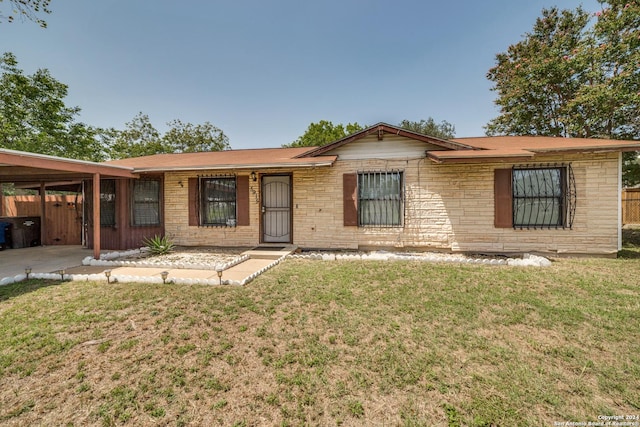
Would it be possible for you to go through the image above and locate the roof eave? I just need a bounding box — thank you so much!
[427,151,535,164]
[0,149,137,178]
[131,159,336,173]
[532,146,640,154]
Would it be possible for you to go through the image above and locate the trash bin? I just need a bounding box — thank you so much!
[0,221,10,250]
[0,217,41,248]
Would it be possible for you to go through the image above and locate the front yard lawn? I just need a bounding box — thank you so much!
[0,256,639,426]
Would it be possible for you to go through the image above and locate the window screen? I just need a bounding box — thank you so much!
[200,177,237,226]
[358,171,403,226]
[513,167,565,228]
[132,179,160,226]
[100,179,116,227]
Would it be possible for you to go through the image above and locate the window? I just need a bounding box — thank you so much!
[200,177,237,226]
[495,164,576,229]
[513,168,565,227]
[132,179,161,226]
[100,179,116,227]
[357,171,403,226]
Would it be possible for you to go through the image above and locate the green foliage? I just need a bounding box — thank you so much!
[487,1,640,184]
[623,152,640,186]
[0,0,51,27]
[442,403,461,427]
[106,113,230,159]
[105,113,163,159]
[0,52,107,161]
[143,235,175,255]
[163,119,229,153]
[284,120,364,148]
[398,118,456,139]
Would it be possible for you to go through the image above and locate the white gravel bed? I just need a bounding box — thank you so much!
[288,251,552,267]
[81,246,247,270]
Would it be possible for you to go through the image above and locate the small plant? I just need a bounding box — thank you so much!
[348,400,364,418]
[143,235,175,255]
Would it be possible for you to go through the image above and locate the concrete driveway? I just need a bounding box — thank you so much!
[0,246,94,279]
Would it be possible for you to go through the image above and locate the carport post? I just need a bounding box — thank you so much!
[40,182,46,245]
[93,173,101,260]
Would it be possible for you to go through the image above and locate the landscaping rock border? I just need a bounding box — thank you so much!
[288,251,552,267]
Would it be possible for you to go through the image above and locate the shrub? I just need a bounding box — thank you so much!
[143,235,175,255]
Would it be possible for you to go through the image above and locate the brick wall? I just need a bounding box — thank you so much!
[162,151,621,255]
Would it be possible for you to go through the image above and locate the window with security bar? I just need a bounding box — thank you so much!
[132,179,161,226]
[512,166,575,229]
[200,177,237,226]
[358,171,403,226]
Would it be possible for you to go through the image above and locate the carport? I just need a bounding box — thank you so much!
[0,148,138,259]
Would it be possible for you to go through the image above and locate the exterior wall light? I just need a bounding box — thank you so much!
[250,171,257,182]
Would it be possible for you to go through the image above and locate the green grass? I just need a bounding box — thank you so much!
[0,255,639,425]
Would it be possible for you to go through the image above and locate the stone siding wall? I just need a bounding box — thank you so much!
[162,152,620,255]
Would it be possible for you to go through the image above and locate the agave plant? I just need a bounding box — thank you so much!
[143,235,175,255]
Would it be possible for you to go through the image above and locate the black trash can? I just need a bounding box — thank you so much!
[0,221,11,250]
[0,217,41,248]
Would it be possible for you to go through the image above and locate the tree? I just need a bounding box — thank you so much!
[486,1,640,184]
[106,113,230,159]
[105,113,164,159]
[163,119,229,153]
[285,120,364,148]
[398,118,456,139]
[0,52,105,161]
[0,0,51,27]
[486,7,591,137]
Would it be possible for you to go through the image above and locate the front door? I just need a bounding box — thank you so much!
[262,175,291,243]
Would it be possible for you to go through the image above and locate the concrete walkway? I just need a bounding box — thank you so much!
[0,246,94,278]
[102,258,278,283]
[0,245,295,285]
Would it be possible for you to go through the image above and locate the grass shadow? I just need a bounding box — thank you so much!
[622,227,640,246]
[0,279,61,303]
[618,248,640,259]
[619,228,640,258]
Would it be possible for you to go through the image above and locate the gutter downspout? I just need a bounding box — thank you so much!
[618,152,623,252]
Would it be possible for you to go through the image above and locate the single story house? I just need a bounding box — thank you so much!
[91,122,640,257]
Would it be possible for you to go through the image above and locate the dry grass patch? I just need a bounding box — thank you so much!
[0,256,639,426]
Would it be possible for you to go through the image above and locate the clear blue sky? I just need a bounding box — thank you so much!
[2,0,600,149]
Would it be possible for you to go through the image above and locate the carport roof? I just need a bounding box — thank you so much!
[0,148,137,185]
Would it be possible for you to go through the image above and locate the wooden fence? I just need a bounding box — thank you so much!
[1,195,83,245]
[622,189,640,225]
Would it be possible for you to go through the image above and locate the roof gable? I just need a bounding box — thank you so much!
[297,123,477,158]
